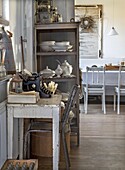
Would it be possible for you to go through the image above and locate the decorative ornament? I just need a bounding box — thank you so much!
[80,16,95,33]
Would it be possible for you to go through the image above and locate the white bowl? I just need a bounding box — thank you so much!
[40,41,55,46]
[55,41,70,46]
[40,44,54,52]
[40,66,55,78]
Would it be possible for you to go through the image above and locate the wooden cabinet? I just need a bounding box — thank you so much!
[0,78,9,168]
[34,22,80,145]
[0,101,7,168]
[0,78,19,165]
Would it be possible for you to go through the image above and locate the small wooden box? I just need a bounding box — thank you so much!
[1,159,38,170]
[8,92,40,104]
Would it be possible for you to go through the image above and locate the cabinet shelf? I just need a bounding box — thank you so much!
[34,22,80,145]
[35,22,80,30]
[36,51,77,56]
[43,76,76,82]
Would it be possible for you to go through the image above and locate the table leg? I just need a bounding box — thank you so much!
[53,107,60,170]
[7,107,14,159]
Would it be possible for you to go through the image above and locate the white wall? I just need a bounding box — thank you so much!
[55,0,74,22]
[9,0,33,72]
[75,0,125,71]
[9,0,23,71]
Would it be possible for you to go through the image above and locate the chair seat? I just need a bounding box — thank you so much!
[84,87,104,94]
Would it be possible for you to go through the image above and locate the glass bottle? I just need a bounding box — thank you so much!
[50,6,58,22]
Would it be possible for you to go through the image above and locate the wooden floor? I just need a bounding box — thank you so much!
[34,104,125,170]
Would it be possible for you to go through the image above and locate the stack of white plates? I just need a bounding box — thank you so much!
[52,41,73,52]
[39,41,55,52]
[52,45,73,52]
[55,41,70,46]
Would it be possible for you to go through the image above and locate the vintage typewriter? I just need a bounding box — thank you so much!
[19,70,52,98]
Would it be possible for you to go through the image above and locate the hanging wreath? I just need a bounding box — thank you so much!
[80,16,95,32]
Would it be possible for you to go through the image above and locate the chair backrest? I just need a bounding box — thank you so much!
[118,66,125,88]
[61,84,79,130]
[85,66,105,88]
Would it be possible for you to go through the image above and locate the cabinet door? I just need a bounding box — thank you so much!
[0,101,7,168]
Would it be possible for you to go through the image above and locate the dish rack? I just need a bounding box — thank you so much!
[1,159,38,170]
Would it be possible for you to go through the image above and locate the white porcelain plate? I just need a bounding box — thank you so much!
[55,41,70,46]
[52,45,73,52]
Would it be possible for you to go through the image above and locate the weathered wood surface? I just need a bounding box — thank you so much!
[7,95,62,170]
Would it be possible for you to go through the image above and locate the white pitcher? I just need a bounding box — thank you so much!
[61,60,73,76]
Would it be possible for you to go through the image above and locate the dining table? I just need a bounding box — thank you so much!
[7,94,62,170]
[82,65,125,96]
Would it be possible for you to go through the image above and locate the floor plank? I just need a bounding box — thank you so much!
[69,104,125,170]
[34,104,125,169]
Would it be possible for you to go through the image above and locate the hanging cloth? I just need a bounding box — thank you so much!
[1,27,16,74]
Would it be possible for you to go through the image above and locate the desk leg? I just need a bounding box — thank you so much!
[19,118,24,159]
[7,107,14,159]
[53,107,60,170]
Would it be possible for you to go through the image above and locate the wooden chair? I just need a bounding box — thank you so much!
[114,66,125,114]
[83,66,106,114]
[24,84,79,170]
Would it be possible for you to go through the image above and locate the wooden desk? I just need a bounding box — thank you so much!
[7,95,62,170]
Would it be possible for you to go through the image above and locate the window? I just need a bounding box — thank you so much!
[75,5,103,59]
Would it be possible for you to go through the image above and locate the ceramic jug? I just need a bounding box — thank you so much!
[61,60,73,76]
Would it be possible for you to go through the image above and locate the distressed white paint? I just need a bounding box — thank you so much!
[0,101,7,168]
[7,95,62,170]
[79,33,99,58]
[0,78,10,168]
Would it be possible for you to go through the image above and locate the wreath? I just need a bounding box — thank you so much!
[80,16,95,32]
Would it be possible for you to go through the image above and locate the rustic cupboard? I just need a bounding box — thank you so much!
[0,79,8,168]
[34,22,80,145]
[0,101,7,168]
